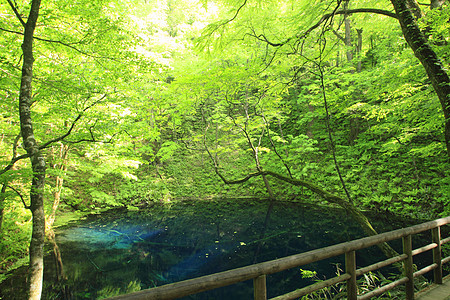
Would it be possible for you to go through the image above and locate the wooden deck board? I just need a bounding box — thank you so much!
[415,275,450,300]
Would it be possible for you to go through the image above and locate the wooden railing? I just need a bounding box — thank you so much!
[109,216,450,300]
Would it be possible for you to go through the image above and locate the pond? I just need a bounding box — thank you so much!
[0,199,437,299]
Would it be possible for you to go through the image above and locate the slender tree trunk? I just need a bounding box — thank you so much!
[342,3,362,143]
[344,1,353,65]
[0,184,6,231]
[46,143,69,230]
[391,0,450,157]
[356,28,363,73]
[17,0,45,299]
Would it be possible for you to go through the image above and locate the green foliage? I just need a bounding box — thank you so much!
[97,280,141,299]
[298,266,430,299]
[157,141,179,163]
[0,203,31,276]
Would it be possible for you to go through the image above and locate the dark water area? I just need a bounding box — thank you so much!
[0,199,445,299]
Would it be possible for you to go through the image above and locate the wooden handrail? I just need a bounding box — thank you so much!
[108,216,450,300]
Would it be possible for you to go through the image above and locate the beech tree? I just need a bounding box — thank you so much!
[390,0,450,157]
[10,0,46,298]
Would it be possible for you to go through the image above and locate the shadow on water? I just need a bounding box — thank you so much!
[0,199,442,299]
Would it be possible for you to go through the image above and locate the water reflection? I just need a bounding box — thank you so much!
[1,200,424,299]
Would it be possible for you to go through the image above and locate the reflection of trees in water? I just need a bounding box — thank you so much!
[46,228,72,299]
[253,199,275,263]
[2,201,421,299]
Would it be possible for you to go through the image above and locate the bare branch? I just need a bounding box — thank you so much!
[199,0,248,46]
[6,0,26,27]
[261,114,293,179]
[225,0,247,25]
[249,8,397,48]
[332,29,345,42]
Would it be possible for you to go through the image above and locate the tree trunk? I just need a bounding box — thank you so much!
[391,0,450,158]
[344,1,353,65]
[46,143,69,230]
[17,0,45,299]
[348,115,360,145]
[406,0,424,19]
[0,184,6,232]
[356,28,363,73]
[431,0,445,9]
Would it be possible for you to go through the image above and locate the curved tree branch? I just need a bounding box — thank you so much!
[226,0,248,25]
[39,94,107,149]
[317,63,353,204]
[249,8,397,48]
[7,185,29,209]
[209,165,398,258]
[201,100,398,258]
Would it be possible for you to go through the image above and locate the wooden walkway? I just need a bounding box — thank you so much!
[416,275,450,300]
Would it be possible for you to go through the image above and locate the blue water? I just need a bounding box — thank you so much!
[0,199,433,299]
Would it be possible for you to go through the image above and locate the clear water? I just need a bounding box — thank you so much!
[0,199,432,299]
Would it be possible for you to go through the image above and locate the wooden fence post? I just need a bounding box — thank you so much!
[345,251,357,300]
[254,275,267,300]
[431,226,443,284]
[403,235,414,300]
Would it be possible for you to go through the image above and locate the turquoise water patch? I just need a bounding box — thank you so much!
[58,225,163,249]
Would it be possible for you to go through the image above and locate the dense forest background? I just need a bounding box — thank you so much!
[1,0,449,298]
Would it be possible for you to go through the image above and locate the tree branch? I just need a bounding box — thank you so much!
[261,114,293,179]
[39,95,106,149]
[226,0,247,25]
[8,185,30,209]
[0,96,106,176]
[207,165,399,257]
[338,8,397,18]
[0,27,114,60]
[332,29,345,42]
[249,8,397,48]
[6,0,26,27]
